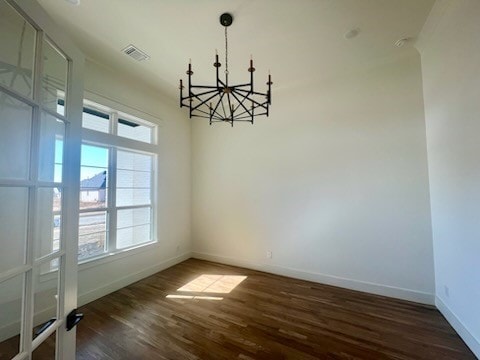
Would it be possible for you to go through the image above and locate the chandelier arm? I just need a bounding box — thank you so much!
[225,117,258,121]
[211,91,226,118]
[219,95,227,119]
[230,91,252,118]
[226,92,234,120]
[234,88,269,97]
[191,114,223,120]
[230,83,251,88]
[233,91,268,109]
[190,85,219,89]
[228,106,251,119]
[194,105,225,120]
[191,91,223,111]
[182,89,217,104]
[188,88,219,99]
[191,107,222,119]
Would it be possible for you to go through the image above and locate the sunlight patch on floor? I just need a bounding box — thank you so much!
[166,295,224,301]
[177,275,247,294]
[166,274,247,301]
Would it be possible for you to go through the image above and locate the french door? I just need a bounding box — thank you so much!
[0,0,84,359]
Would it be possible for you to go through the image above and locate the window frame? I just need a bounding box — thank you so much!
[78,98,159,264]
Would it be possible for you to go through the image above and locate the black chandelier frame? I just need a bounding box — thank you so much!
[180,13,272,126]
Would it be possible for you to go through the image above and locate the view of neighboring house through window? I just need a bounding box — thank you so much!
[79,144,109,260]
[63,99,158,262]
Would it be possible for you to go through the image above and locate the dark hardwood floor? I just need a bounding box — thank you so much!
[1,259,476,359]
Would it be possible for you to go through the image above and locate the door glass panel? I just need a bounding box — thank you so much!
[78,211,107,260]
[0,187,28,273]
[32,329,56,359]
[33,260,59,338]
[0,274,24,359]
[42,39,67,115]
[38,112,65,183]
[36,187,62,260]
[0,92,32,180]
[0,0,36,98]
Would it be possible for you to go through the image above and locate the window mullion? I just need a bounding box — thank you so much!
[108,142,117,253]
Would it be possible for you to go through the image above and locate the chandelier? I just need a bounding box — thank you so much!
[179,13,272,126]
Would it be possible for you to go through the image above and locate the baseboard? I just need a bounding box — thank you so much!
[436,296,480,358]
[191,251,435,305]
[78,251,191,306]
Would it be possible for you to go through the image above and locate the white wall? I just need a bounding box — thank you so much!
[77,59,192,305]
[192,50,435,304]
[416,0,480,356]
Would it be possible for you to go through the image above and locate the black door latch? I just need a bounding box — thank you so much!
[66,309,84,331]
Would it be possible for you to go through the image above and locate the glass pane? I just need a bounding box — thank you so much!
[42,39,67,115]
[32,329,56,359]
[0,273,24,359]
[116,188,151,207]
[78,211,107,260]
[33,259,58,338]
[117,150,151,172]
[117,224,151,249]
[117,117,153,143]
[0,0,36,98]
[116,150,152,207]
[117,169,151,189]
[82,107,110,133]
[80,144,108,210]
[0,187,28,273]
[117,207,150,229]
[0,92,32,180]
[36,187,62,259]
[38,112,65,182]
[117,207,151,249]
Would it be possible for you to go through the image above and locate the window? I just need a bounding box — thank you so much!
[78,100,157,262]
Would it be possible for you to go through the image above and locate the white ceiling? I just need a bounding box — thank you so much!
[37,0,435,100]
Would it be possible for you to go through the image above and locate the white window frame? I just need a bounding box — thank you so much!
[79,98,158,264]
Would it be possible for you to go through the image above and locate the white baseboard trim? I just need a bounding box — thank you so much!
[78,252,191,307]
[436,296,480,358]
[191,251,435,305]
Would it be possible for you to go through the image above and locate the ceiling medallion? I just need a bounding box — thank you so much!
[179,13,272,126]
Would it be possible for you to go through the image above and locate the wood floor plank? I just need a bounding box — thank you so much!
[0,258,476,359]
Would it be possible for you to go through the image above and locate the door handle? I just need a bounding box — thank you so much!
[66,309,84,331]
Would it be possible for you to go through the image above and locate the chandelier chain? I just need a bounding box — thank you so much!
[224,26,229,75]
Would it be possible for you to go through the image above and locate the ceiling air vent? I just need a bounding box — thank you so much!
[122,44,150,61]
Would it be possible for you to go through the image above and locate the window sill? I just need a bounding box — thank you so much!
[78,240,159,271]
[40,240,159,282]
